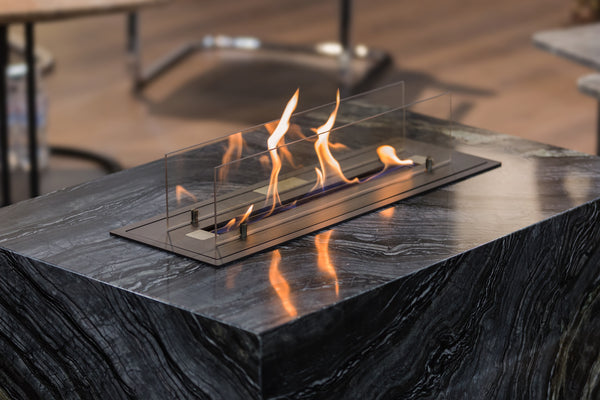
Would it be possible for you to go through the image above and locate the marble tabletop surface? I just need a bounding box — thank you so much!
[533,22,600,70]
[0,116,598,335]
[0,0,166,24]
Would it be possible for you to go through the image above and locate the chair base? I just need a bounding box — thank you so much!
[131,34,392,93]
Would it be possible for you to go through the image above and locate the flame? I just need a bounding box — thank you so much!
[175,185,197,205]
[313,90,358,190]
[223,217,237,231]
[265,89,299,213]
[328,141,349,151]
[218,90,412,232]
[239,204,254,224]
[264,121,277,132]
[269,249,297,317]
[315,230,338,296]
[218,132,245,182]
[265,121,299,169]
[265,108,305,169]
[310,167,324,192]
[278,140,298,169]
[223,204,254,232]
[266,120,309,140]
[376,145,414,169]
[281,123,311,168]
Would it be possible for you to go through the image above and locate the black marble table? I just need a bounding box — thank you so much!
[1,116,600,399]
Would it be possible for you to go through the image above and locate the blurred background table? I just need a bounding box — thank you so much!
[534,23,600,154]
[0,0,165,205]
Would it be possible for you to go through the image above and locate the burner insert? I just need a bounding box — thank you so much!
[111,83,500,266]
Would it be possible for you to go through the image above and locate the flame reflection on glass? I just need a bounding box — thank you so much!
[315,230,339,296]
[175,185,197,205]
[218,132,245,182]
[259,154,271,170]
[269,249,297,317]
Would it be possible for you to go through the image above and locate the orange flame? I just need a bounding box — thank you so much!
[175,185,197,205]
[239,204,254,224]
[218,132,245,182]
[265,89,299,213]
[266,121,309,140]
[376,145,414,169]
[269,249,297,317]
[265,121,299,169]
[315,230,339,296]
[223,204,254,232]
[224,217,237,231]
[328,141,349,152]
[310,167,325,192]
[313,90,358,190]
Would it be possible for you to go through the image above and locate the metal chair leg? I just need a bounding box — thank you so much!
[339,0,353,85]
[25,23,39,198]
[0,25,10,206]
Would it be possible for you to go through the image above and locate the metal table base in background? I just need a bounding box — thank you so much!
[0,23,38,206]
[129,0,392,93]
[0,24,123,206]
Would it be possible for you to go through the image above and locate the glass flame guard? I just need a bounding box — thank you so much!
[111,83,500,266]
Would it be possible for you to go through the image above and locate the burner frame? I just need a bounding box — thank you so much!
[112,144,498,265]
[111,84,500,265]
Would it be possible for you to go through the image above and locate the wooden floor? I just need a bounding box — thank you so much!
[10,0,597,193]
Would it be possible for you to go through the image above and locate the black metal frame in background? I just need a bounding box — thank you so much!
[128,0,391,93]
[0,23,123,206]
[0,23,38,206]
[0,25,9,206]
[25,23,39,198]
